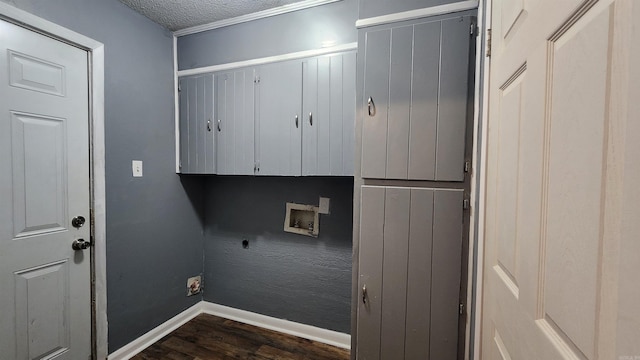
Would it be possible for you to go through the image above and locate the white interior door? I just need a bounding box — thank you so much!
[0,19,91,359]
[482,0,640,359]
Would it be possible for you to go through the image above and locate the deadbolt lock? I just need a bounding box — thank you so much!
[71,216,86,228]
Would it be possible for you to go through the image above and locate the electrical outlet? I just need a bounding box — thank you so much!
[186,275,201,296]
[132,160,143,177]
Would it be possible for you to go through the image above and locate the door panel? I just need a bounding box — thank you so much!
[302,58,318,175]
[361,17,473,181]
[0,19,90,360]
[483,0,640,358]
[257,60,302,176]
[358,186,463,359]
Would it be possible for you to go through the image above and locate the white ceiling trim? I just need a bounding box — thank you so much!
[174,0,342,37]
[355,0,478,28]
[177,42,357,77]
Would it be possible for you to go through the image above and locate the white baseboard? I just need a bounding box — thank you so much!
[107,301,351,359]
[201,302,351,350]
[107,302,202,360]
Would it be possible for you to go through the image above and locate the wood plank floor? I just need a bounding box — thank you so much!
[131,314,351,360]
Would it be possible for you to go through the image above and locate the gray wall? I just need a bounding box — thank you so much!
[203,176,353,333]
[177,0,358,70]
[359,0,465,19]
[1,0,206,353]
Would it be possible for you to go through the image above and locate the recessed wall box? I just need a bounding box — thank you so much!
[284,202,319,237]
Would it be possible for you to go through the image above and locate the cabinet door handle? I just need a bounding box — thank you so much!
[367,97,376,117]
[207,119,212,132]
[362,284,367,304]
[217,119,221,132]
[309,112,313,126]
[295,115,299,128]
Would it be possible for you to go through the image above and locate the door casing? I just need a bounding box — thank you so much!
[0,3,107,359]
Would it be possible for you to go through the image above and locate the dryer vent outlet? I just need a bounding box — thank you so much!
[186,275,202,296]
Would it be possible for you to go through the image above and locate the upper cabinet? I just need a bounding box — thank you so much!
[179,74,215,174]
[302,53,356,176]
[358,0,462,19]
[215,68,255,175]
[177,51,356,176]
[361,16,474,181]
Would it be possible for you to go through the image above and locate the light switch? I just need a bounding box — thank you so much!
[319,197,330,214]
[132,160,143,177]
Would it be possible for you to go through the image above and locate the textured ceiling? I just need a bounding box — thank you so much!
[120,0,311,31]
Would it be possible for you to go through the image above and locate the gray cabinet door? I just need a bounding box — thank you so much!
[256,60,302,176]
[302,52,356,176]
[179,74,215,174]
[215,69,255,175]
[360,16,473,181]
[358,186,463,359]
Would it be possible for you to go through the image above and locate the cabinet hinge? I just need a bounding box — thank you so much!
[470,22,478,36]
[463,197,470,211]
[178,82,182,92]
[486,29,492,57]
[459,303,465,315]
[179,161,182,169]
[464,160,471,173]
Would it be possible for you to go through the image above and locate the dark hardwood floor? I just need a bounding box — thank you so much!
[131,314,351,360]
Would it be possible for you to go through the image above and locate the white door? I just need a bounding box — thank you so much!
[0,19,91,359]
[482,0,640,359]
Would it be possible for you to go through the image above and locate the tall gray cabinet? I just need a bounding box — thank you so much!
[355,13,475,360]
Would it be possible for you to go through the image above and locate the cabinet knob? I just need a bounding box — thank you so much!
[309,112,313,126]
[207,119,212,132]
[295,115,299,129]
[362,284,367,304]
[367,97,376,117]
[217,119,221,132]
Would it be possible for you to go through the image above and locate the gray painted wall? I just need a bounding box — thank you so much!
[177,0,358,70]
[359,0,464,19]
[203,176,353,333]
[1,0,206,353]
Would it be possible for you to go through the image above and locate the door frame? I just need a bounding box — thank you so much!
[0,3,107,359]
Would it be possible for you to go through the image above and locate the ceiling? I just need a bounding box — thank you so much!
[120,0,311,31]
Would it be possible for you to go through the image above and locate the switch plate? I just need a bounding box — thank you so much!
[132,160,143,177]
[319,197,330,214]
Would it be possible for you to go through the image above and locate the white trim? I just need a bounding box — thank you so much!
[173,35,180,173]
[474,0,492,358]
[0,3,107,359]
[355,0,479,28]
[201,302,351,350]
[177,42,357,77]
[174,0,341,37]
[107,303,202,360]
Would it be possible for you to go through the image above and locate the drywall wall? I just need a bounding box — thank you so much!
[177,0,358,70]
[1,0,206,353]
[203,176,353,333]
[358,0,468,19]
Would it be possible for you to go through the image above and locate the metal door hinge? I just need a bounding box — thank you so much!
[486,29,492,57]
[464,160,471,173]
[459,303,465,315]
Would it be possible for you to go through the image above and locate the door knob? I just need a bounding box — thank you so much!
[72,238,91,251]
[71,216,86,228]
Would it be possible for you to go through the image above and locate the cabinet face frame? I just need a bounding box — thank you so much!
[353,10,478,360]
